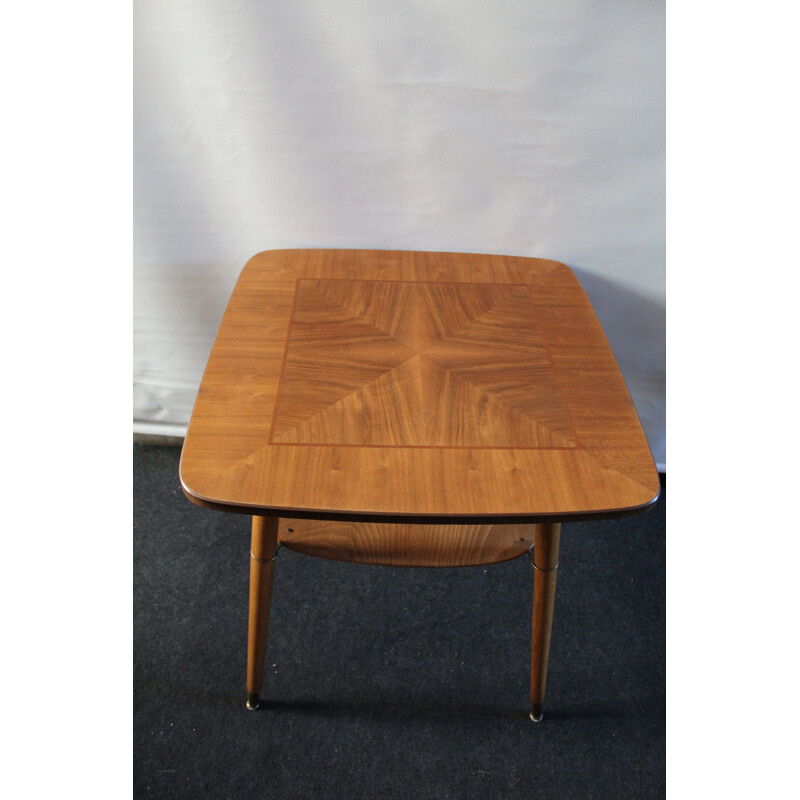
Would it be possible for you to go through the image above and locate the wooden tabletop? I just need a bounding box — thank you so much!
[180,249,659,522]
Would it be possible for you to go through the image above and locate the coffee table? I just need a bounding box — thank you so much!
[179,249,660,721]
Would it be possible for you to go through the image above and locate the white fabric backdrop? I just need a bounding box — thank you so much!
[134,0,665,467]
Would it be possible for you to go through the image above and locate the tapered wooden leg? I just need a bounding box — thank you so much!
[530,522,561,722]
[246,515,280,710]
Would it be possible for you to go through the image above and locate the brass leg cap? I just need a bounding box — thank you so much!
[246,693,260,711]
[529,704,543,722]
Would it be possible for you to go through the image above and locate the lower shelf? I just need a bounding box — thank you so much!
[277,519,536,567]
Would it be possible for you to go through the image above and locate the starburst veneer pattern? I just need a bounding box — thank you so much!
[271,279,576,449]
[178,250,661,719]
[180,249,659,520]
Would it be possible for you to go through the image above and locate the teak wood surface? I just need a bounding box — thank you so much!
[246,515,278,708]
[277,519,537,567]
[530,522,561,720]
[180,249,660,526]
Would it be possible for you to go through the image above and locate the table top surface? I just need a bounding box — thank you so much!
[180,249,659,522]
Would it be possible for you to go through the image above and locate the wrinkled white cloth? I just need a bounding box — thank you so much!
[134,0,665,466]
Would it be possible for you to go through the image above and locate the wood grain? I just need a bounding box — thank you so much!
[270,279,572,448]
[246,515,279,708]
[530,522,561,720]
[277,518,535,567]
[180,249,660,521]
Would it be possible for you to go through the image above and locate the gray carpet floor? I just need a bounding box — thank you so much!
[134,443,665,799]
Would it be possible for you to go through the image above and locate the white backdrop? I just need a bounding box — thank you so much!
[134,0,665,467]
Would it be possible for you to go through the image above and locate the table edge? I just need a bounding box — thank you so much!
[179,471,662,524]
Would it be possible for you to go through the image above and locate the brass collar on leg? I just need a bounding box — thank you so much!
[250,544,282,563]
[528,546,559,572]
